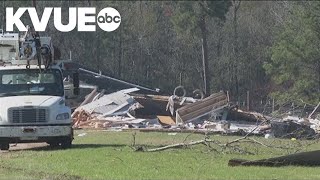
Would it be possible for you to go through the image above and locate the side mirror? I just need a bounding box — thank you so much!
[73,72,80,96]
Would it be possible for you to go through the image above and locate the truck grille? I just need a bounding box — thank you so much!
[8,107,48,123]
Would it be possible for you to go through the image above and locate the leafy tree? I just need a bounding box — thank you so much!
[264,3,320,105]
[171,1,232,95]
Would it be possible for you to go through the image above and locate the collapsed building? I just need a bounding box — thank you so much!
[68,68,320,138]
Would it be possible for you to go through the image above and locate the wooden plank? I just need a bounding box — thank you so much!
[80,87,98,106]
[157,116,176,125]
[177,94,226,115]
[176,92,228,123]
[180,101,228,122]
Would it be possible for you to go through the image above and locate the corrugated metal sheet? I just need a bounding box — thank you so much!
[79,91,135,115]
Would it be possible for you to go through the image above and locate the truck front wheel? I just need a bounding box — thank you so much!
[47,141,60,148]
[61,138,72,149]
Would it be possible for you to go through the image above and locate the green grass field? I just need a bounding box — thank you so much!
[0,130,320,180]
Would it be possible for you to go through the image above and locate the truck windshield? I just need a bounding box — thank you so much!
[0,69,64,97]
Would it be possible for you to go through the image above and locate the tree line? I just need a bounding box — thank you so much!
[0,1,319,109]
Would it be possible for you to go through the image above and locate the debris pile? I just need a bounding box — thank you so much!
[71,87,320,138]
[72,88,144,129]
[269,116,320,139]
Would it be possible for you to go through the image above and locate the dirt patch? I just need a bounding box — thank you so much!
[8,143,48,151]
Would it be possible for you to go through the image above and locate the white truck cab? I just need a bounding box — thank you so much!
[0,30,78,150]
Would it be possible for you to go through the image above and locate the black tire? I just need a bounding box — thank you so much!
[48,141,60,148]
[0,143,9,150]
[61,138,72,149]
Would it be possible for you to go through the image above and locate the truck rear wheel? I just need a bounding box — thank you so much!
[0,143,9,150]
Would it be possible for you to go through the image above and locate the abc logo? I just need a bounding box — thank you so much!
[97,7,121,32]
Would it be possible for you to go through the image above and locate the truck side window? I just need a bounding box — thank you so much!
[2,74,13,84]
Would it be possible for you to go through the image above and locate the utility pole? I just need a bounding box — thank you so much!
[232,0,241,102]
[246,90,250,111]
[200,14,210,96]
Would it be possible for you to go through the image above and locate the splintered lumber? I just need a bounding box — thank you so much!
[176,92,228,124]
[229,150,320,167]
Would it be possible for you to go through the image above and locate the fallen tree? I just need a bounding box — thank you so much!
[132,117,318,154]
[134,118,266,152]
[229,150,320,167]
[135,138,218,152]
